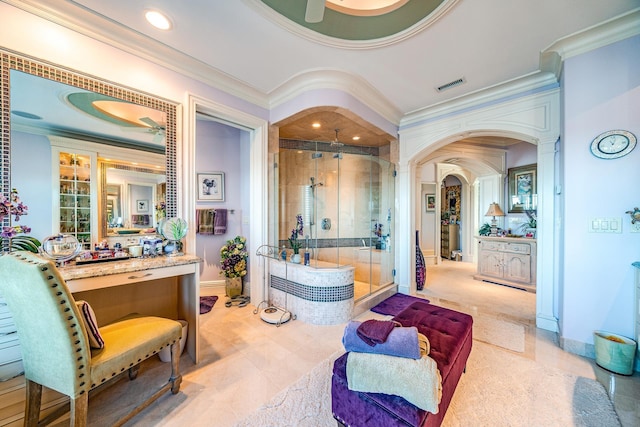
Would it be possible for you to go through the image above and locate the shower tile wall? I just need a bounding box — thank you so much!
[278,149,383,246]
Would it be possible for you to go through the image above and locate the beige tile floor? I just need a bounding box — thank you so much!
[89,260,638,426]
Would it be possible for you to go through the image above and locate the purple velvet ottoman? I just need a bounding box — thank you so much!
[331,302,473,427]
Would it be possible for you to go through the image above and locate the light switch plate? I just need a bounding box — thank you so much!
[589,217,622,233]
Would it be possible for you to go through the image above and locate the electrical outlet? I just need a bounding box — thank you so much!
[631,222,640,233]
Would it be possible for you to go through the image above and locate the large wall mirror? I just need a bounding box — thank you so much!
[0,50,177,245]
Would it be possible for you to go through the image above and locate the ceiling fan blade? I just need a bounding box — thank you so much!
[140,116,164,129]
[153,131,165,144]
[305,0,325,23]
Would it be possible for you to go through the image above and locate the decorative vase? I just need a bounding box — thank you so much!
[225,277,243,298]
[416,230,426,291]
[291,253,301,264]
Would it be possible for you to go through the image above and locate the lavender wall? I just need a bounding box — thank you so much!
[195,119,250,283]
[561,35,640,346]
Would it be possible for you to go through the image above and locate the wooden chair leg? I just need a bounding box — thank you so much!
[24,379,42,427]
[170,341,182,394]
[70,393,89,427]
[128,365,140,380]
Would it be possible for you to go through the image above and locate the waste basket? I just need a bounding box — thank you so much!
[593,331,636,375]
[451,250,462,261]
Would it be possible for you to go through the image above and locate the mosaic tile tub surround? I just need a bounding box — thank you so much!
[268,259,354,325]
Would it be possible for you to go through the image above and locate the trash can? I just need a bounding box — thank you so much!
[593,331,637,375]
[451,250,462,262]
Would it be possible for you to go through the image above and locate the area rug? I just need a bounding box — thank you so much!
[200,296,218,314]
[235,341,620,427]
[472,313,526,353]
[370,293,430,316]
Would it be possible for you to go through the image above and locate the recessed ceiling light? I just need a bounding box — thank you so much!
[352,136,360,141]
[312,123,321,128]
[145,10,173,30]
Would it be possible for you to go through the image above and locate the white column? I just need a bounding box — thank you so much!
[395,160,413,294]
[536,137,559,332]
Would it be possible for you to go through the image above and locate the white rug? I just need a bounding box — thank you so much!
[473,313,526,353]
[236,341,620,427]
[234,351,342,427]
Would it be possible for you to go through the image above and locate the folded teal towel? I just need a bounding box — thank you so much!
[343,321,423,359]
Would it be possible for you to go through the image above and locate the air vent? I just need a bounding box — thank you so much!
[436,77,466,92]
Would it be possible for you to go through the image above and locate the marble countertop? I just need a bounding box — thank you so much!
[59,254,201,280]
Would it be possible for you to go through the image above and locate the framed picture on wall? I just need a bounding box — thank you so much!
[136,199,149,213]
[508,163,537,213]
[425,194,436,212]
[197,172,225,202]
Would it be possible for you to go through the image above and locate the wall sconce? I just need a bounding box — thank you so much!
[485,202,505,236]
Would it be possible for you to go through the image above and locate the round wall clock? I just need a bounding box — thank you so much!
[590,130,636,159]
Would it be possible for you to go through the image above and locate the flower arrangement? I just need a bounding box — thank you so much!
[0,189,40,253]
[219,235,248,279]
[288,214,304,254]
[155,200,166,221]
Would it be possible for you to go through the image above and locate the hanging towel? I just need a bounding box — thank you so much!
[213,209,227,235]
[196,209,214,235]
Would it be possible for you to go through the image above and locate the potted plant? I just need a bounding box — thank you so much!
[0,188,41,253]
[519,209,537,237]
[220,235,248,297]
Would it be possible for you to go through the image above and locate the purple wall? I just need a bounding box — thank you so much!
[195,119,250,283]
[561,35,640,346]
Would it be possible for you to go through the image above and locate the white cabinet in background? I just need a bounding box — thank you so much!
[474,236,537,292]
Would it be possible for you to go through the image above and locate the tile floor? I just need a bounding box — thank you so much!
[91,260,638,426]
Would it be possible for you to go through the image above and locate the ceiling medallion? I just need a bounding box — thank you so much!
[253,0,459,49]
[325,0,410,16]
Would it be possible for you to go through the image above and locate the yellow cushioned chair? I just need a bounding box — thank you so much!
[0,251,183,426]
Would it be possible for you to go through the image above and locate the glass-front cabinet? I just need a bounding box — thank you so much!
[52,147,98,249]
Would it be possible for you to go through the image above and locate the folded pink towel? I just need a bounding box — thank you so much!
[356,319,398,347]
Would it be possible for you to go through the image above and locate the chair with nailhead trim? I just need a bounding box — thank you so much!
[0,251,183,426]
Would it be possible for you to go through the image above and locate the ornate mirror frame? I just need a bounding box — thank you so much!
[0,49,178,230]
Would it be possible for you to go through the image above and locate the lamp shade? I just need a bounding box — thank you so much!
[485,203,505,217]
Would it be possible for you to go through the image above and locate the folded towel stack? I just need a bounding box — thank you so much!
[343,321,430,359]
[342,320,441,412]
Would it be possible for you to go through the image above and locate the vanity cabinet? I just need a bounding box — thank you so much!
[441,224,459,259]
[52,147,98,249]
[474,236,537,292]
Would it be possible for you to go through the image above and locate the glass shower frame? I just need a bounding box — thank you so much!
[273,139,395,301]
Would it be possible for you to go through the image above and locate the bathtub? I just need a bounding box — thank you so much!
[268,258,354,325]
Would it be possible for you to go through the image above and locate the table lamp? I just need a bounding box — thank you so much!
[485,202,505,236]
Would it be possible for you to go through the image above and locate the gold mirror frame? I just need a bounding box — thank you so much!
[0,49,178,230]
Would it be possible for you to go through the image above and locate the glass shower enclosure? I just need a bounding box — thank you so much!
[274,139,395,301]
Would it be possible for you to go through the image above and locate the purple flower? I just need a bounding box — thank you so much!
[1,226,16,238]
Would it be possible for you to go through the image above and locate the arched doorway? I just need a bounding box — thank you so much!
[398,89,560,332]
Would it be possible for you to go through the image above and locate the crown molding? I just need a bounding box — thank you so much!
[243,0,460,50]
[269,69,403,125]
[540,8,640,79]
[4,0,270,109]
[400,71,558,128]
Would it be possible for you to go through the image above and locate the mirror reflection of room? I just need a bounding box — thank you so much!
[9,69,168,247]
